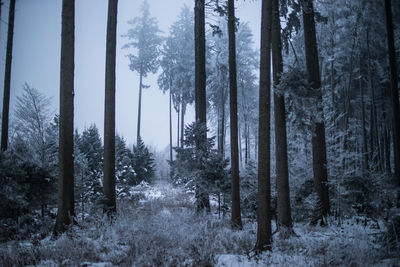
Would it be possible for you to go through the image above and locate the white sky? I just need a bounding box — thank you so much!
[0,0,261,150]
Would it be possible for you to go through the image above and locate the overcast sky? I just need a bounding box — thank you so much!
[0,0,261,150]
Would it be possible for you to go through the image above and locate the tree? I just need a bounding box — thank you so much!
[1,0,16,151]
[131,136,154,184]
[227,0,242,229]
[272,0,292,232]
[158,5,195,160]
[255,0,273,251]
[103,0,118,215]
[123,0,162,144]
[194,0,210,211]
[54,0,75,235]
[13,83,52,168]
[77,125,103,203]
[384,0,400,185]
[301,0,330,222]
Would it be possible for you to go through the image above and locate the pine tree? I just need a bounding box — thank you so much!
[131,137,154,184]
[123,0,162,144]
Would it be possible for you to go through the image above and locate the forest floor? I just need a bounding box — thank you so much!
[0,180,398,266]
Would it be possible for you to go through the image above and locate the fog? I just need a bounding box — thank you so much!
[0,0,260,150]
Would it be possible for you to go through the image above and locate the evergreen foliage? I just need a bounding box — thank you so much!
[131,136,155,185]
[170,122,229,197]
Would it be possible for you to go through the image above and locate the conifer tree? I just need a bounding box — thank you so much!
[123,0,162,144]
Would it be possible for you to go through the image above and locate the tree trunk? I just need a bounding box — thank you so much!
[169,89,173,164]
[385,0,400,185]
[218,83,226,157]
[302,0,330,221]
[54,0,75,235]
[181,100,185,148]
[359,54,369,175]
[1,0,16,151]
[228,0,242,229]
[367,28,380,171]
[137,67,143,144]
[177,106,180,148]
[385,126,391,174]
[272,0,292,231]
[103,0,118,215]
[194,0,210,211]
[194,0,206,124]
[238,120,243,168]
[255,0,272,251]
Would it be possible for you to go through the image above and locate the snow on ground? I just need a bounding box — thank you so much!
[0,179,396,266]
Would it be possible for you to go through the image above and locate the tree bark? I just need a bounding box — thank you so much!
[228,0,242,229]
[1,0,16,151]
[384,0,400,185]
[194,0,210,211]
[177,106,180,148]
[181,100,185,148]
[137,68,143,144]
[103,0,118,215]
[255,0,272,251]
[359,54,369,175]
[272,0,292,230]
[169,89,173,164]
[194,0,206,124]
[302,0,330,220]
[54,0,75,235]
[366,28,380,171]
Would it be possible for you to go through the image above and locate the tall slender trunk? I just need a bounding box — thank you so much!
[302,0,330,221]
[136,67,143,144]
[54,0,75,235]
[367,28,380,171]
[177,106,180,148]
[194,0,209,211]
[1,0,16,151]
[330,19,335,107]
[181,100,185,148]
[218,83,226,157]
[385,0,400,184]
[247,124,251,161]
[342,40,355,171]
[243,118,249,166]
[385,126,391,173]
[238,120,243,168]
[228,0,242,229]
[103,0,118,215]
[272,0,292,230]
[359,54,369,175]
[169,89,173,164]
[255,0,272,251]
